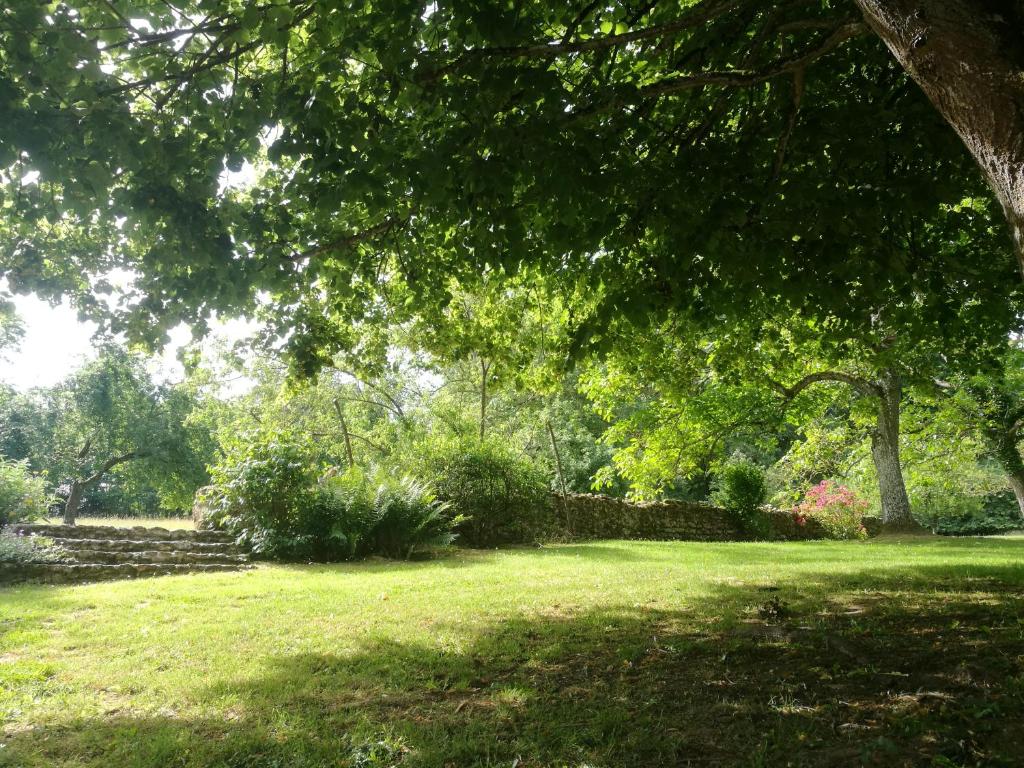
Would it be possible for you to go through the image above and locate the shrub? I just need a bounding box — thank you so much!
[204,437,323,558]
[712,455,770,538]
[923,490,1022,536]
[795,480,868,540]
[421,438,555,546]
[207,442,462,561]
[0,533,69,564]
[0,458,50,527]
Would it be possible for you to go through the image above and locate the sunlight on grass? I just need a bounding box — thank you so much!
[36,516,195,530]
[1,538,1022,766]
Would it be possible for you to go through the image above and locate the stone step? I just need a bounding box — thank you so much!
[0,561,252,586]
[46,537,243,554]
[58,548,249,566]
[8,523,233,544]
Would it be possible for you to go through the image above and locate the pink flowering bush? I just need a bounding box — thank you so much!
[795,481,868,540]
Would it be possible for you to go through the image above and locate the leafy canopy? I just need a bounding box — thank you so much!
[1,1,1019,371]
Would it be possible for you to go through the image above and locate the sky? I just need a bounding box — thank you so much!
[0,292,254,392]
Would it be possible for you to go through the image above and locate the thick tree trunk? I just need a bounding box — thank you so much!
[63,480,84,526]
[869,370,917,529]
[985,428,1024,518]
[853,0,1024,267]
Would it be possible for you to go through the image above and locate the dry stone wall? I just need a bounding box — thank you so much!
[555,493,830,542]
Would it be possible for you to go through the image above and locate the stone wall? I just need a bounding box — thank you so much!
[555,493,829,542]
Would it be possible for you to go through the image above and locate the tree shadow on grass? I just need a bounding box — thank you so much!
[4,562,1024,767]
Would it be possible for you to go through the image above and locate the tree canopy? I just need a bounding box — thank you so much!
[2,1,1021,372]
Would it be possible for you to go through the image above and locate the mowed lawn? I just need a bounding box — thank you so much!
[2,539,1023,767]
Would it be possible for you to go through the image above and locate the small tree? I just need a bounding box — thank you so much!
[44,347,208,524]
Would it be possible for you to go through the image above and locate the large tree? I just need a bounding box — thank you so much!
[0,1,1020,368]
[853,1,1024,264]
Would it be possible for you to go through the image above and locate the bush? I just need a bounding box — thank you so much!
[712,455,770,538]
[923,490,1022,536]
[0,458,50,527]
[0,533,69,564]
[206,439,462,561]
[795,480,868,540]
[421,438,555,546]
[204,438,323,558]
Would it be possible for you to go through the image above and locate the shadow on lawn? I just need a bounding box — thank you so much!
[5,561,1024,768]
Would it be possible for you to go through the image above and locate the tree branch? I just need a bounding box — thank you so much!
[772,371,881,400]
[288,215,410,261]
[82,450,151,487]
[627,22,865,105]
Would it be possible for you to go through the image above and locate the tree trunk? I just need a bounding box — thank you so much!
[1004,463,1024,520]
[61,451,148,526]
[479,359,489,442]
[869,370,917,529]
[63,480,84,526]
[853,0,1024,267]
[333,398,355,470]
[985,428,1024,518]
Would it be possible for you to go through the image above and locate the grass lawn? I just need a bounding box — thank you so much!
[36,517,195,530]
[2,538,1023,767]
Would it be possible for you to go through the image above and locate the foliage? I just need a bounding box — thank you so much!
[4,347,216,518]
[795,481,869,540]
[206,434,460,561]
[0,295,23,356]
[316,468,462,560]
[422,437,555,547]
[581,322,782,501]
[712,455,768,514]
[0,458,50,526]
[917,490,1022,536]
[712,454,771,539]
[205,436,323,558]
[0,533,68,564]
[2,1,1019,383]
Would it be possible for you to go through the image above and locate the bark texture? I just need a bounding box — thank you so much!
[869,370,916,528]
[854,0,1024,266]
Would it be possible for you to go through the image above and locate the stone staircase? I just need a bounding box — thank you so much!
[1,523,252,585]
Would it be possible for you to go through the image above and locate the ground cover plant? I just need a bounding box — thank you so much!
[2,537,1023,767]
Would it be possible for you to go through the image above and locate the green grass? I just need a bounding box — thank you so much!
[36,517,195,530]
[1,538,1023,767]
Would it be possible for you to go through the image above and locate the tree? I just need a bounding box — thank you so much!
[1,1,1020,369]
[580,325,781,500]
[0,295,23,357]
[405,271,582,441]
[775,367,916,528]
[582,289,1007,530]
[853,1,1024,265]
[43,347,210,524]
[0,383,42,465]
